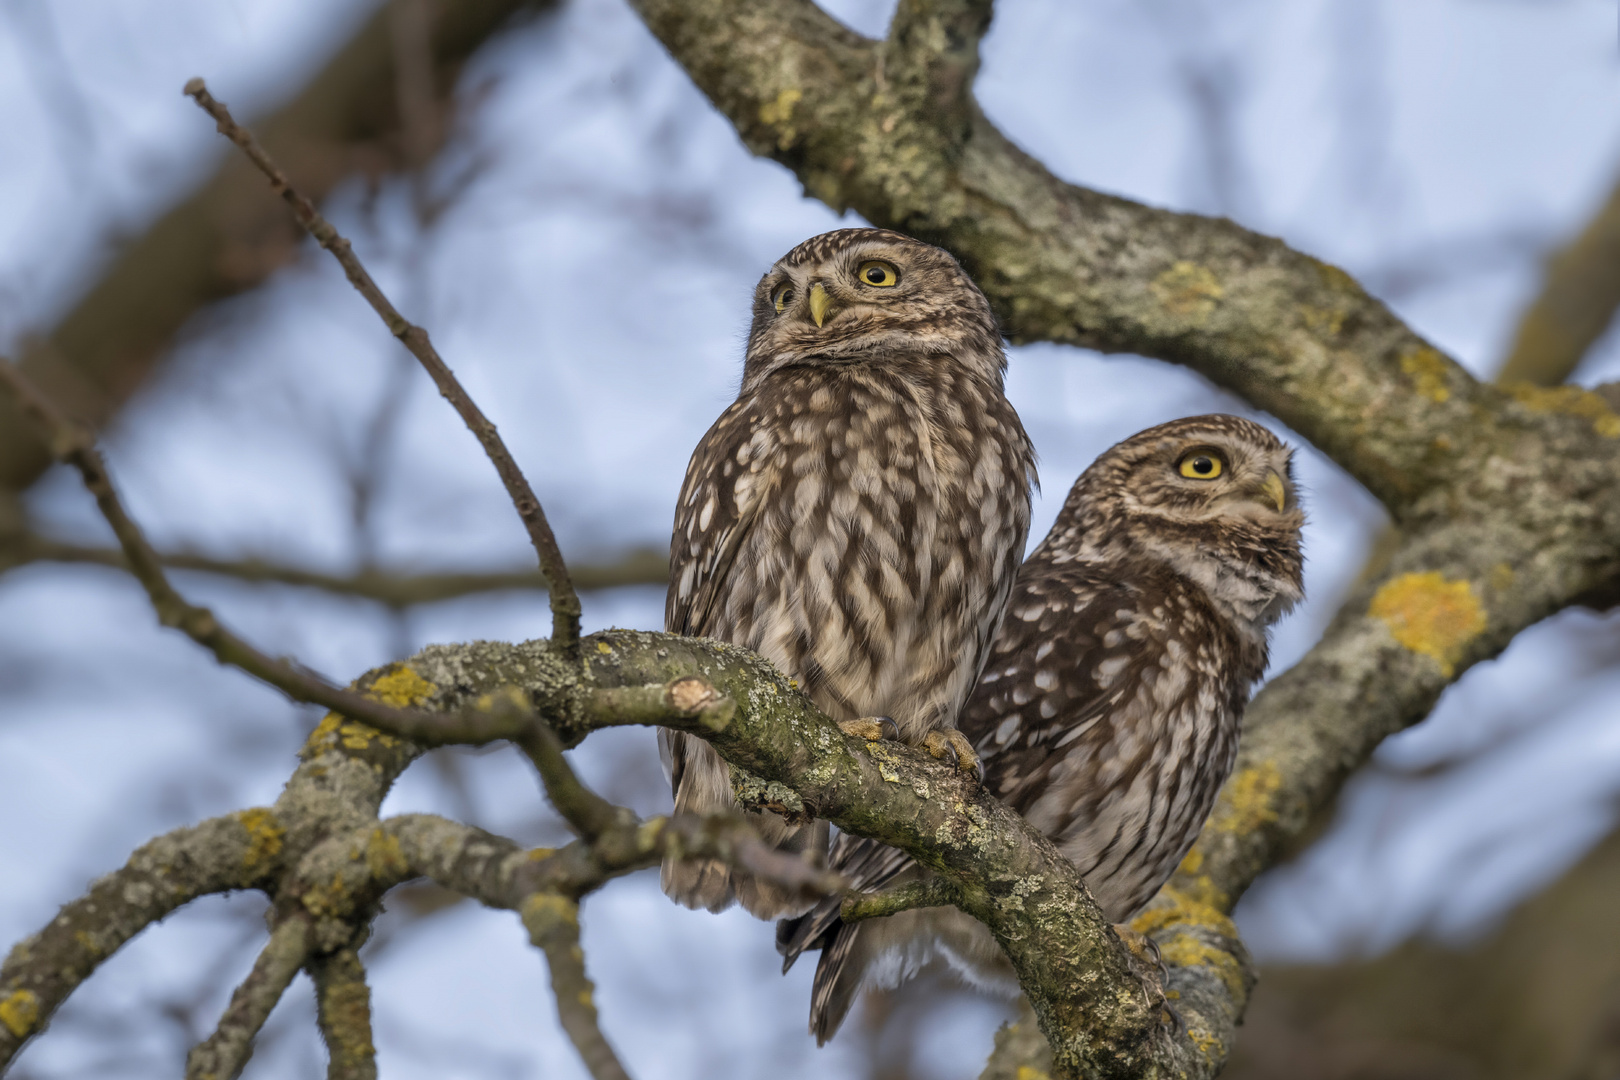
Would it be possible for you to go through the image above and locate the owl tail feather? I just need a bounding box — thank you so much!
[660,856,736,913]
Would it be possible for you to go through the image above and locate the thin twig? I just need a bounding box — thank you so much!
[186,917,313,1080]
[309,947,377,1080]
[182,77,583,655]
[841,877,958,922]
[517,717,627,842]
[0,533,667,607]
[0,356,532,746]
[521,894,633,1080]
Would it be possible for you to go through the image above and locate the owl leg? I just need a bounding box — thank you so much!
[835,716,900,741]
[921,728,981,777]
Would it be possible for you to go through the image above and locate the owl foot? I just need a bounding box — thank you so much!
[836,716,900,741]
[1113,924,1182,1032]
[922,729,980,778]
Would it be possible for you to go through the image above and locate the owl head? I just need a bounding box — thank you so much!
[741,228,1004,391]
[1047,414,1306,635]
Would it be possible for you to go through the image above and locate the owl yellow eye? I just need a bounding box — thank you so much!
[1178,453,1224,480]
[857,261,899,287]
[773,284,795,313]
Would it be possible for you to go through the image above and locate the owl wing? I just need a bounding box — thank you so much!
[961,563,1160,818]
[665,396,779,639]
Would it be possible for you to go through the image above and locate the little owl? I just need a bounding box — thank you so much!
[660,228,1037,919]
[778,414,1305,1041]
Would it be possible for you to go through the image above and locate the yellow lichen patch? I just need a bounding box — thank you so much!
[1015,1067,1051,1080]
[234,808,285,872]
[758,87,801,126]
[1369,571,1487,677]
[1400,346,1452,403]
[1130,885,1236,941]
[0,988,40,1039]
[1156,933,1246,999]
[1150,261,1223,323]
[301,875,350,919]
[364,829,406,880]
[1214,761,1282,838]
[522,893,580,937]
[1504,382,1620,438]
[596,641,613,655]
[1187,1026,1224,1058]
[1176,848,1203,876]
[367,663,436,707]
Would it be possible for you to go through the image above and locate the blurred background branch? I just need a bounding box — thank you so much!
[0,0,558,495]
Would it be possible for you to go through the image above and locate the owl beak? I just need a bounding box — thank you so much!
[808,282,833,328]
[1259,471,1288,513]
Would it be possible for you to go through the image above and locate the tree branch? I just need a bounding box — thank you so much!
[521,895,632,1080]
[183,80,583,654]
[0,532,668,606]
[186,916,314,1080]
[0,812,287,1067]
[1498,168,1620,385]
[0,0,556,494]
[309,947,377,1080]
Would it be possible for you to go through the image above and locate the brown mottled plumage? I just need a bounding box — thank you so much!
[778,414,1305,1042]
[660,228,1037,919]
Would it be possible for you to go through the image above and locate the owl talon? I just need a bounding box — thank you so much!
[922,729,980,778]
[837,716,897,742]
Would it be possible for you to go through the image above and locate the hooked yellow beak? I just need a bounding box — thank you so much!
[808,282,832,328]
[1259,471,1287,513]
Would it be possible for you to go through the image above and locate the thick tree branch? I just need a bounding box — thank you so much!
[183,80,582,654]
[1499,169,1620,385]
[0,532,668,606]
[632,0,1489,513]
[0,0,555,494]
[186,916,314,1080]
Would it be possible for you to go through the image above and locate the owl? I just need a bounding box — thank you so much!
[660,228,1038,919]
[778,414,1305,1042]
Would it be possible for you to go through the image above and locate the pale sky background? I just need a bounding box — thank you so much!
[2,1,1620,1077]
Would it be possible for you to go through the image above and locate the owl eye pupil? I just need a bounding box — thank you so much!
[1192,457,1213,474]
[866,268,883,283]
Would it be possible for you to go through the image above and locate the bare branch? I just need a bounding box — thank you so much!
[309,947,377,1080]
[183,79,583,655]
[186,917,314,1080]
[0,0,557,494]
[1499,170,1620,385]
[0,533,669,606]
[841,877,957,922]
[521,895,632,1080]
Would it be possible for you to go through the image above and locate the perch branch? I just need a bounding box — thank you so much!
[183,79,582,655]
[521,895,631,1080]
[841,877,958,922]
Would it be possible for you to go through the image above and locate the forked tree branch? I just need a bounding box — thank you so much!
[183,79,583,655]
[186,916,314,1080]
